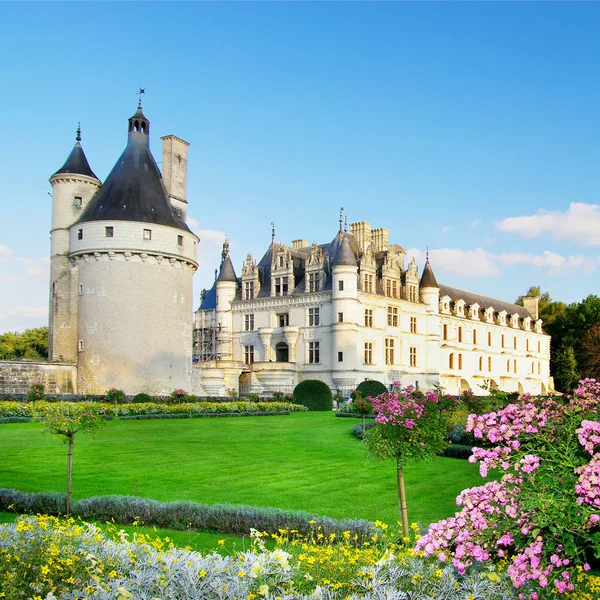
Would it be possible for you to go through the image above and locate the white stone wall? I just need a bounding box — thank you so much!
[74,251,196,395]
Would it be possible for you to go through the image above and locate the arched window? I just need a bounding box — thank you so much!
[449,353,454,369]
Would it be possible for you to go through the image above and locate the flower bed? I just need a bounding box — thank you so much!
[0,400,307,421]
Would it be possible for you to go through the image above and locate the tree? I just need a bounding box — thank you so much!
[363,386,456,537]
[0,327,48,359]
[34,402,106,515]
[580,323,600,380]
[553,346,579,393]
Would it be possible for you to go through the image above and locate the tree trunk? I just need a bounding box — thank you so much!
[362,414,366,434]
[66,434,73,516]
[397,458,409,538]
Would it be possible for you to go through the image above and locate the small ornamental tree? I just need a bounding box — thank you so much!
[34,402,107,516]
[363,386,457,536]
[416,379,600,597]
[28,382,45,402]
[354,397,373,432]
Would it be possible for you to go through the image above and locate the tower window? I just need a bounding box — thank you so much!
[73,196,82,208]
[338,280,344,291]
[338,351,343,362]
[177,235,183,246]
[77,229,83,240]
[338,312,344,323]
[143,229,152,240]
[78,284,83,296]
[78,340,84,352]
[105,226,114,238]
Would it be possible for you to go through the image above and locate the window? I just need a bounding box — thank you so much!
[387,307,398,327]
[538,340,541,353]
[78,284,83,296]
[278,255,284,267]
[244,314,254,331]
[488,356,492,372]
[364,273,374,293]
[458,327,463,343]
[458,353,463,370]
[73,196,83,208]
[526,339,530,352]
[338,312,344,323]
[514,337,517,350]
[78,340,84,352]
[364,309,373,327]
[449,353,454,369]
[177,235,183,246]
[338,351,343,362]
[386,279,398,298]
[275,277,288,296]
[410,317,417,334]
[478,356,483,371]
[308,341,320,364]
[502,334,505,348]
[473,329,478,344]
[507,359,511,372]
[143,229,152,240]
[278,313,289,327]
[308,272,320,293]
[488,332,492,346]
[338,280,344,291]
[244,281,255,300]
[385,338,395,365]
[410,346,417,367]
[77,229,83,240]
[443,324,448,340]
[308,307,320,326]
[244,345,255,364]
[514,359,518,373]
[364,342,373,364]
[538,362,541,375]
[52,282,57,299]
[105,226,114,238]
[409,286,417,302]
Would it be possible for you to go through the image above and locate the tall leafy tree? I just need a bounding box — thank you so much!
[0,327,48,359]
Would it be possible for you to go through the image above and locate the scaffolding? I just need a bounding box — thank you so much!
[193,324,233,362]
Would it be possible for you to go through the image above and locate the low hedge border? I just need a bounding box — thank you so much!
[442,444,475,460]
[335,412,375,419]
[0,488,375,540]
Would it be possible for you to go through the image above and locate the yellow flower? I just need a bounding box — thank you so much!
[238,571,246,578]
[199,570,207,578]
[218,539,225,546]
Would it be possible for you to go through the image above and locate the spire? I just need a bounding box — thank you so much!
[339,206,344,232]
[271,221,275,246]
[52,124,98,180]
[217,253,238,283]
[222,237,230,262]
[420,255,439,289]
[128,94,150,144]
[332,232,357,267]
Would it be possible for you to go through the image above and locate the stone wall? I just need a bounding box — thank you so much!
[0,361,77,395]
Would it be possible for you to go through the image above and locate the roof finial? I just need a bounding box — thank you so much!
[214,268,218,282]
[339,206,344,232]
[222,237,230,261]
[271,221,275,245]
[344,215,348,232]
[426,246,429,261]
[136,87,145,109]
[76,122,82,143]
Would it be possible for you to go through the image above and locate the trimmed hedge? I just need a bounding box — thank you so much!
[442,444,475,460]
[293,380,333,411]
[352,422,377,440]
[356,380,387,398]
[0,488,375,540]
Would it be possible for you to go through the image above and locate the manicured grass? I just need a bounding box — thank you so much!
[0,412,481,527]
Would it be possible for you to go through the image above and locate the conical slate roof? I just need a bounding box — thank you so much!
[77,107,190,232]
[217,255,237,283]
[330,233,358,267]
[420,259,439,289]
[53,127,98,180]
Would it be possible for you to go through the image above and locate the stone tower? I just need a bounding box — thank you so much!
[49,126,101,363]
[57,102,199,394]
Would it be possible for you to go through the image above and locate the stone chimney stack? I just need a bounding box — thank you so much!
[161,135,190,221]
[523,296,539,320]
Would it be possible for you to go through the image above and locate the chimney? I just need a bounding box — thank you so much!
[523,296,539,320]
[161,135,190,221]
[292,239,308,249]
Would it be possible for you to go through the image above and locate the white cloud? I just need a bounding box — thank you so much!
[497,251,600,275]
[441,226,451,233]
[496,202,600,246]
[471,219,482,228]
[0,245,12,263]
[406,247,498,278]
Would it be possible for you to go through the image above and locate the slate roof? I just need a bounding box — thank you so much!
[331,233,358,267]
[76,108,190,232]
[53,139,98,180]
[420,259,439,289]
[198,283,217,310]
[438,284,531,318]
[217,255,238,282]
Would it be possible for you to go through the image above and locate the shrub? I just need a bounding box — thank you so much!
[105,387,125,404]
[352,422,376,439]
[27,382,44,402]
[293,380,333,411]
[442,444,474,460]
[131,392,152,404]
[170,388,189,402]
[356,379,388,399]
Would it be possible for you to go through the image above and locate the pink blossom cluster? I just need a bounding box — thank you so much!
[468,446,513,477]
[466,401,550,444]
[370,390,438,429]
[573,379,600,412]
[575,455,600,509]
[576,419,600,455]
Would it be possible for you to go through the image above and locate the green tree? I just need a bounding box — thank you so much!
[34,403,107,515]
[0,327,48,359]
[580,322,600,380]
[553,346,579,393]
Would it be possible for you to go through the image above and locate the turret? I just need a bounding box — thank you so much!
[419,256,440,314]
[215,241,238,360]
[49,125,101,362]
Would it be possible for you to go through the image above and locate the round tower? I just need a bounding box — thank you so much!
[215,240,238,361]
[69,103,199,394]
[330,232,359,391]
[49,126,101,362]
[419,255,440,313]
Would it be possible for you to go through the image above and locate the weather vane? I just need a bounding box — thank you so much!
[339,206,344,232]
[271,221,275,245]
[136,87,146,109]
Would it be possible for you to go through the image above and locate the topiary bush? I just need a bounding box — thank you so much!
[356,379,387,399]
[293,380,333,411]
[131,393,152,404]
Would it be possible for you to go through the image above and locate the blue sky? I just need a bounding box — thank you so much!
[1,2,599,332]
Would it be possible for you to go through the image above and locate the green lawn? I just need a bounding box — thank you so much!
[0,412,481,527]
